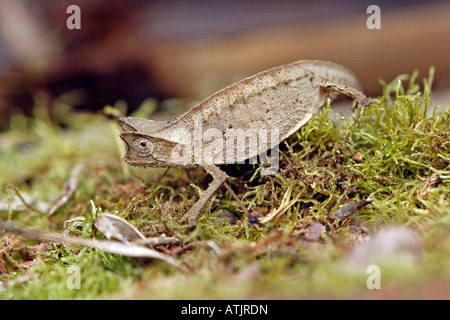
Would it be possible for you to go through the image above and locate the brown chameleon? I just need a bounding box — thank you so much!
[118,60,371,229]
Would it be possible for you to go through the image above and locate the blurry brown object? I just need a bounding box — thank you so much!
[144,0,450,99]
[0,0,449,129]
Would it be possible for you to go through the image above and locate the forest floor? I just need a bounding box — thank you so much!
[1,68,449,299]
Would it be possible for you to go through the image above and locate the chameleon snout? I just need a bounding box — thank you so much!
[117,117,137,132]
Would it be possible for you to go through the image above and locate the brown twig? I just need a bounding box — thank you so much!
[6,184,42,215]
[223,181,251,219]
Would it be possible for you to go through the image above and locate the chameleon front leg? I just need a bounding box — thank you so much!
[320,79,371,110]
[187,164,227,229]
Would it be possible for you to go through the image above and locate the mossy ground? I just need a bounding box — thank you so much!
[0,69,449,299]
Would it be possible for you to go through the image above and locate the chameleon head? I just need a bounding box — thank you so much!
[118,117,191,168]
[117,117,176,133]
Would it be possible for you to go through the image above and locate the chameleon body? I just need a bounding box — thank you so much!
[118,60,371,228]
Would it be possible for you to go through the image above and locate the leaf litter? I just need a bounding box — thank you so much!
[0,215,185,272]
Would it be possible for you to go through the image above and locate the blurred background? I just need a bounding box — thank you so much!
[0,0,449,129]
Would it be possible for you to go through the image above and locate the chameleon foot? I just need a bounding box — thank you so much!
[320,79,371,110]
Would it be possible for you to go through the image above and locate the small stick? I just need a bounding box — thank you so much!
[133,236,181,247]
[6,185,42,215]
[48,164,84,217]
[0,219,185,270]
[223,181,251,218]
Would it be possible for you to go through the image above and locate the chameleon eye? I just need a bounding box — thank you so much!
[134,138,154,156]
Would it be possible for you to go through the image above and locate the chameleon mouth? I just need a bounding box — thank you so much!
[122,159,146,167]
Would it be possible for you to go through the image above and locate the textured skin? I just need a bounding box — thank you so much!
[178,60,362,144]
[118,60,371,228]
[119,60,367,168]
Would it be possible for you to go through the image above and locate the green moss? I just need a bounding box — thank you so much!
[2,248,138,299]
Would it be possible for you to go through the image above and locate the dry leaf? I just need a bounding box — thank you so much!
[259,185,301,224]
[95,213,145,242]
[0,218,185,271]
[332,196,373,220]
